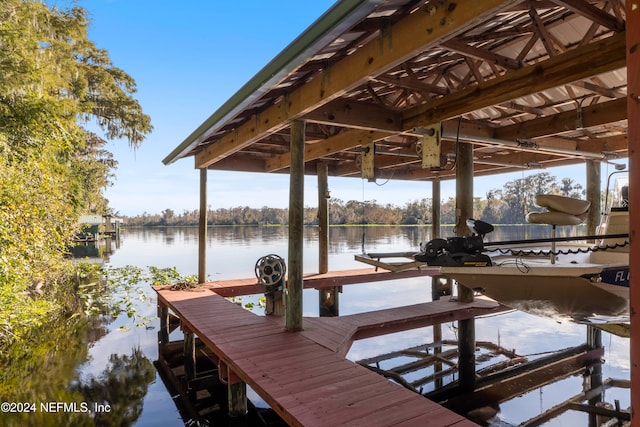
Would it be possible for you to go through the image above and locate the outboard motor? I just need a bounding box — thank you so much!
[415,219,493,266]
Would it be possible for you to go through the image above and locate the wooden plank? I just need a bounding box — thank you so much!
[204,278,264,297]
[302,298,509,356]
[153,286,480,427]
[343,395,460,427]
[302,267,439,288]
[354,254,427,272]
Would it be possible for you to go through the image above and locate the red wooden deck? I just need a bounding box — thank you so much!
[302,297,508,356]
[155,286,492,426]
[203,266,441,297]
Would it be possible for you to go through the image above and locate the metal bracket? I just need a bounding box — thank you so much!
[361,142,375,180]
[420,124,441,168]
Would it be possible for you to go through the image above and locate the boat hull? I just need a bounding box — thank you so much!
[440,262,629,322]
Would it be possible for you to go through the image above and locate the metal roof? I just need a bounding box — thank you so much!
[165,0,628,182]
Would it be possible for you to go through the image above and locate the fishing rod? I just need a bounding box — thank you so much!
[484,233,629,247]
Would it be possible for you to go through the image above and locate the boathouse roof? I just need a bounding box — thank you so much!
[164,0,628,181]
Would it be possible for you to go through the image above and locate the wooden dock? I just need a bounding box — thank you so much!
[155,271,509,427]
[202,266,441,297]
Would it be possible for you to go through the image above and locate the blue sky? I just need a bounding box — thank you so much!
[70,0,602,216]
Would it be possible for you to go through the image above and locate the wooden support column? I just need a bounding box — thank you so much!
[198,168,207,284]
[626,1,640,421]
[228,382,247,419]
[286,120,305,332]
[587,326,604,426]
[158,304,169,345]
[585,160,601,240]
[455,140,475,392]
[183,330,196,385]
[432,178,441,240]
[218,360,247,418]
[455,142,474,238]
[317,162,339,316]
[431,178,453,298]
[318,162,329,274]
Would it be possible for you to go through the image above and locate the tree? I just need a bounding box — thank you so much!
[0,0,152,347]
[401,198,431,224]
[559,177,584,198]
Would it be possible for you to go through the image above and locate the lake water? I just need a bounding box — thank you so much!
[1,226,631,426]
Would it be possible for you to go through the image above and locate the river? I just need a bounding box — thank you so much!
[0,226,631,426]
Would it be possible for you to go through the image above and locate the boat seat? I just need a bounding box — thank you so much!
[526,194,590,264]
[526,194,590,226]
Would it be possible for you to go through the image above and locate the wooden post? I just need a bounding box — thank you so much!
[219,363,247,419]
[585,160,601,240]
[158,304,169,345]
[432,178,441,239]
[626,1,640,421]
[318,162,329,274]
[455,140,476,392]
[431,178,453,299]
[455,143,474,238]
[198,168,207,284]
[228,382,247,419]
[183,330,196,385]
[265,278,286,317]
[286,120,305,332]
[317,162,339,316]
[319,287,340,317]
[104,214,113,234]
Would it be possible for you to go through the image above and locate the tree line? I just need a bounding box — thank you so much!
[0,1,151,350]
[123,172,586,226]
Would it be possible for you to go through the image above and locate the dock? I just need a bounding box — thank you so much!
[203,266,441,297]
[154,268,510,426]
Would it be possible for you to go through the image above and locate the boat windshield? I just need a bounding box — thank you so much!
[610,176,629,211]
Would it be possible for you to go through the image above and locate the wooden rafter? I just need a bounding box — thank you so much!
[194,0,522,169]
[551,0,624,31]
[403,31,626,130]
[264,129,389,172]
[529,4,561,56]
[442,39,522,70]
[168,0,629,187]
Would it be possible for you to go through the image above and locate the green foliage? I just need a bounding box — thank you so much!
[0,0,151,348]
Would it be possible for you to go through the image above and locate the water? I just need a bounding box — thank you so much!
[0,226,630,426]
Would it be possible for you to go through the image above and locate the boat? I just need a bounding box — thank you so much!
[418,174,630,322]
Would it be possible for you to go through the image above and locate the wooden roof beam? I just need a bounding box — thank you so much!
[403,31,626,131]
[494,97,627,140]
[551,0,625,31]
[305,99,403,131]
[442,39,523,70]
[194,0,522,169]
[528,4,563,56]
[264,129,389,172]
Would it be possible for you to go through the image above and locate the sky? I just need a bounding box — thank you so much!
[63,0,619,217]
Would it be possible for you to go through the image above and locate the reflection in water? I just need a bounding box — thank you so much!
[0,314,154,427]
[70,348,156,426]
[1,225,627,427]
